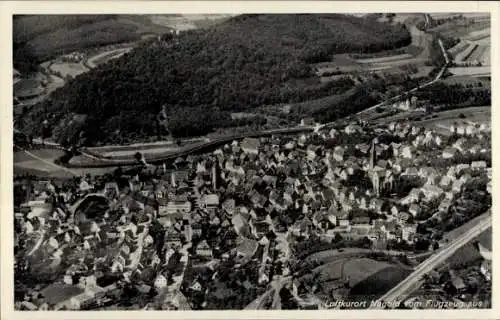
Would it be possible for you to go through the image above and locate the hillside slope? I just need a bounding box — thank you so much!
[13,14,173,72]
[20,14,411,146]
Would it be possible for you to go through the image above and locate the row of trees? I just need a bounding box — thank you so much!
[414,82,491,107]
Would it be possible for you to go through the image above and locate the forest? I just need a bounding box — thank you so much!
[20,14,412,146]
[414,82,491,107]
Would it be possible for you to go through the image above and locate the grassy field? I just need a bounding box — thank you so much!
[454,43,478,62]
[13,79,45,98]
[462,27,490,40]
[448,66,491,77]
[49,61,89,78]
[356,53,414,64]
[313,258,393,288]
[301,251,411,301]
[87,47,133,67]
[87,138,204,153]
[14,149,75,178]
[429,19,490,39]
[149,14,234,31]
[429,13,490,20]
[100,146,182,158]
[349,266,412,299]
[448,41,469,57]
[13,149,123,178]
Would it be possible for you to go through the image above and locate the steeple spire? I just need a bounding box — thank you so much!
[369,138,376,171]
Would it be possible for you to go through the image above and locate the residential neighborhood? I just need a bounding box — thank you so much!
[14,117,492,310]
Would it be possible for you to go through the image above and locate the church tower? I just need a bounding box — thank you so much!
[212,161,221,190]
[372,171,380,197]
[369,138,381,197]
[212,164,217,190]
[369,138,376,172]
[171,171,177,188]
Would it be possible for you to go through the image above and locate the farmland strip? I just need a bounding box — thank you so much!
[454,43,477,62]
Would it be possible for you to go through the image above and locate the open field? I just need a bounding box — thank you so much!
[448,41,469,57]
[87,137,205,153]
[49,61,89,78]
[450,42,489,66]
[356,53,414,64]
[45,75,66,92]
[149,14,235,31]
[14,149,127,178]
[454,43,477,62]
[463,28,490,42]
[14,149,74,178]
[429,13,490,20]
[429,19,490,39]
[231,112,260,120]
[448,66,490,77]
[100,146,182,158]
[83,138,206,160]
[313,258,393,288]
[87,47,134,68]
[467,45,489,63]
[314,55,362,74]
[349,266,412,299]
[13,79,45,99]
[302,253,412,301]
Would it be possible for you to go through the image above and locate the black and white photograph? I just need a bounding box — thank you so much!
[3,1,497,317]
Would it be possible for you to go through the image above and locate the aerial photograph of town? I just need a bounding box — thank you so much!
[12,12,492,311]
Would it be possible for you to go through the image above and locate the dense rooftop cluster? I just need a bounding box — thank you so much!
[14,119,491,310]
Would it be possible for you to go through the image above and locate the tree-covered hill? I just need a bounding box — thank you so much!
[13,14,172,73]
[20,14,411,146]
